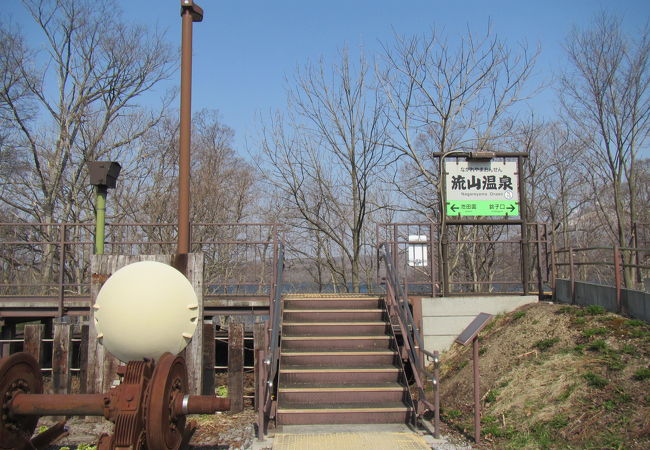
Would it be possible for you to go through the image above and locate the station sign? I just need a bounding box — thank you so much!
[444,158,519,217]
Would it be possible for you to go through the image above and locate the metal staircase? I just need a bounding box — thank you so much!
[275,294,414,425]
[256,242,438,437]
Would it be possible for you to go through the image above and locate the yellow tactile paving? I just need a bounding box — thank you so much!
[272,431,430,450]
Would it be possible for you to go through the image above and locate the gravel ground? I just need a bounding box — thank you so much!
[37,409,258,449]
[38,409,470,449]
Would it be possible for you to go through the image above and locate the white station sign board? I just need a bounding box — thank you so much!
[444,159,519,216]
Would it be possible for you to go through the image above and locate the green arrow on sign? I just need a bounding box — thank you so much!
[446,200,519,217]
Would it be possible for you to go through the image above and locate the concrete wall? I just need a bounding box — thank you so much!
[555,279,650,323]
[422,295,538,352]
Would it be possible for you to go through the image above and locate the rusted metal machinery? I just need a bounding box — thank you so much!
[0,352,229,449]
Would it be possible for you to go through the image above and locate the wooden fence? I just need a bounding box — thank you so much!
[0,316,267,412]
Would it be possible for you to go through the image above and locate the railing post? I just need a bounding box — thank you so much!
[254,322,266,407]
[632,222,641,283]
[429,224,437,296]
[614,245,622,314]
[535,224,543,298]
[442,230,449,296]
[519,156,530,295]
[549,230,557,291]
[270,231,278,317]
[256,348,266,440]
[569,247,575,304]
[433,350,440,439]
[521,222,530,295]
[392,224,399,286]
[473,336,481,444]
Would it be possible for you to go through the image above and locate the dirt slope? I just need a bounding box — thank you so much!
[437,302,650,449]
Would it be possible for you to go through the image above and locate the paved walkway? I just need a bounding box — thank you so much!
[251,424,461,450]
[272,431,429,449]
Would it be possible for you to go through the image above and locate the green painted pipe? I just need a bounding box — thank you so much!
[94,186,107,255]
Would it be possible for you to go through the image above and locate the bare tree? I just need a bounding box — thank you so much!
[380,25,538,216]
[0,0,174,226]
[561,13,650,286]
[380,26,538,292]
[0,25,33,215]
[0,0,175,292]
[260,51,389,292]
[111,109,260,289]
[516,120,590,247]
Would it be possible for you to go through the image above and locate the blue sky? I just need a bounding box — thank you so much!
[5,1,650,151]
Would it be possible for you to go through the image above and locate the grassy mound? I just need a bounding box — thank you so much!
[435,302,649,449]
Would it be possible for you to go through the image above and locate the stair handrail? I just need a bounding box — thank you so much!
[378,242,437,415]
[259,239,284,436]
[266,240,284,388]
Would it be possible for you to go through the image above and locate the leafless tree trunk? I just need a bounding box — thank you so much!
[380,25,538,292]
[561,13,650,287]
[0,0,174,289]
[259,50,389,292]
[1,0,174,224]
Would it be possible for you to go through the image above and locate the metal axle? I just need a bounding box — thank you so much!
[8,393,230,418]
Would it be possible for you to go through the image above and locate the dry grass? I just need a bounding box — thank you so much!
[435,302,650,449]
[189,409,257,448]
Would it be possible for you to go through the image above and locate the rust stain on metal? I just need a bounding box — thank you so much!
[91,272,111,285]
[2,351,231,449]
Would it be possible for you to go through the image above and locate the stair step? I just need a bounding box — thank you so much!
[278,401,410,412]
[279,381,406,392]
[280,365,401,384]
[279,382,408,403]
[283,309,384,321]
[281,335,393,350]
[281,365,401,372]
[283,322,389,336]
[276,402,413,425]
[281,350,397,366]
[284,294,381,299]
[284,297,383,310]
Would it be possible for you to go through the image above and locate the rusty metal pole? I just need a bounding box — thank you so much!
[256,348,266,440]
[549,225,557,291]
[10,393,106,416]
[428,225,433,295]
[535,224,543,298]
[473,336,481,444]
[177,1,203,258]
[632,222,641,283]
[393,224,399,285]
[614,246,622,314]
[518,156,530,295]
[569,247,575,304]
[433,350,440,439]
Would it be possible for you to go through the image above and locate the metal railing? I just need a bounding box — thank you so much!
[553,245,650,313]
[376,222,551,297]
[257,240,284,439]
[378,243,440,435]
[0,222,282,317]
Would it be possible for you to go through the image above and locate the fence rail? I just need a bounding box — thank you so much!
[0,222,282,317]
[376,222,551,296]
[552,245,650,310]
[0,316,267,405]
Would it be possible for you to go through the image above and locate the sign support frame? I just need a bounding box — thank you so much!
[435,152,529,296]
